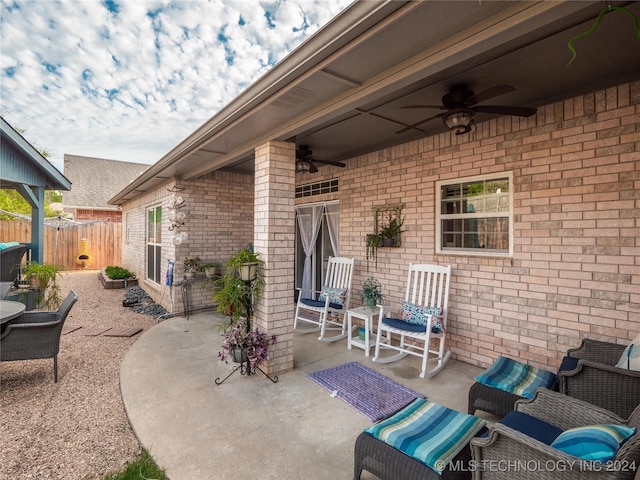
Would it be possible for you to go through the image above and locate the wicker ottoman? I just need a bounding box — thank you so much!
[354,430,483,480]
[467,381,524,417]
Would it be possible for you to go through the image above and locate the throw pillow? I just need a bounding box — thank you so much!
[401,301,443,331]
[615,333,640,371]
[318,286,346,307]
[551,424,637,462]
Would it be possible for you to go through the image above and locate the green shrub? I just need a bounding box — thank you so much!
[105,266,135,280]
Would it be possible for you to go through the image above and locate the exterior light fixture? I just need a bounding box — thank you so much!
[442,108,475,135]
[296,160,312,173]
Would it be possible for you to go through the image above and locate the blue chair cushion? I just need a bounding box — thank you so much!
[300,298,343,310]
[551,424,637,462]
[0,242,20,251]
[558,356,579,374]
[382,317,427,333]
[500,411,563,445]
[474,356,557,399]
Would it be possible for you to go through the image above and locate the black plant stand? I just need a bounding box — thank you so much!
[215,277,278,385]
[214,361,279,385]
[214,345,278,385]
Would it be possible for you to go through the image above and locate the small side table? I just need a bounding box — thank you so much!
[347,306,380,357]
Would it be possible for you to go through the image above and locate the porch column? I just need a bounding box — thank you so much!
[253,141,296,375]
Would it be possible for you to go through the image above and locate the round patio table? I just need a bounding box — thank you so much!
[0,300,26,332]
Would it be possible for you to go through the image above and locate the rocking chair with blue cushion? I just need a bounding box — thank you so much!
[373,263,451,378]
[293,256,354,342]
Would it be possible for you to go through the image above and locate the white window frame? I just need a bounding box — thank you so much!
[436,172,513,257]
[146,204,163,284]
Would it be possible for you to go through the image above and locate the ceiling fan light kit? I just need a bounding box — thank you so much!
[442,107,475,135]
[295,145,346,174]
[296,159,313,173]
[400,84,536,136]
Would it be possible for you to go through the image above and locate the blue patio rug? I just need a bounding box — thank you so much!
[307,361,425,422]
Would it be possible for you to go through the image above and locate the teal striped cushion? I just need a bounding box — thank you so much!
[474,356,556,399]
[365,398,486,474]
[551,424,637,462]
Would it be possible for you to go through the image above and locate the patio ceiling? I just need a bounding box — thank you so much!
[109,0,640,205]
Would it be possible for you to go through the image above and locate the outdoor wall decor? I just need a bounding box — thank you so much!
[168,185,188,245]
[365,204,403,268]
[373,204,404,246]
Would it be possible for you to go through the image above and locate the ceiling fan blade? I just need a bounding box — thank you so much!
[473,105,537,117]
[467,85,515,105]
[400,104,446,110]
[309,161,319,173]
[396,114,442,134]
[313,159,346,168]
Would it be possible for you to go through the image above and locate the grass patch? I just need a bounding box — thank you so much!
[102,449,167,480]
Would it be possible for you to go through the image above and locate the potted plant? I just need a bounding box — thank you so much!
[213,247,265,322]
[379,217,404,247]
[199,262,220,279]
[20,261,63,309]
[183,256,202,278]
[214,247,272,373]
[360,277,384,308]
[217,320,276,373]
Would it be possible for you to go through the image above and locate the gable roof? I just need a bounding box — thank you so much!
[109,0,640,205]
[1,117,71,191]
[63,154,148,211]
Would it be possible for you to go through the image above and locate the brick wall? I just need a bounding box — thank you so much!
[121,172,254,312]
[297,82,639,371]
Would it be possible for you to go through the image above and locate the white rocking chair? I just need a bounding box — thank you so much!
[293,256,354,342]
[373,263,451,378]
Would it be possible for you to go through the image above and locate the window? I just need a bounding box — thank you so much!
[295,178,338,198]
[436,173,512,256]
[146,205,162,283]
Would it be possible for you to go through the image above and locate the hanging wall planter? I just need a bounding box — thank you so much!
[365,205,404,268]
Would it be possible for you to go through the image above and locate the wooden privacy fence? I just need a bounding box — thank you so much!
[0,220,122,270]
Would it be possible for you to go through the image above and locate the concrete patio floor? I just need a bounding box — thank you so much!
[120,312,496,480]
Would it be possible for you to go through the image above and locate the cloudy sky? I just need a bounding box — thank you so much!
[1,0,352,172]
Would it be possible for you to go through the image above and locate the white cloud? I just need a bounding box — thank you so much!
[0,0,352,171]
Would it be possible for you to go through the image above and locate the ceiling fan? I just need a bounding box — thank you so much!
[296,145,346,173]
[397,84,537,135]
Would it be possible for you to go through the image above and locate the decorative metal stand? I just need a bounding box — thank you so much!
[214,360,279,385]
[215,266,278,385]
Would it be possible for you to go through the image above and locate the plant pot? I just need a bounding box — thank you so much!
[184,271,196,279]
[240,262,259,282]
[204,266,218,278]
[380,236,395,247]
[232,344,249,363]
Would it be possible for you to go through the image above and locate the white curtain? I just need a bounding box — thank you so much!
[325,202,340,255]
[296,204,324,298]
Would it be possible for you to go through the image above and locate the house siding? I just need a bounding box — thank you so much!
[121,171,254,313]
[296,82,639,371]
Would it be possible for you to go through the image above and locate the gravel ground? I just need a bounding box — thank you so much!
[1,271,159,480]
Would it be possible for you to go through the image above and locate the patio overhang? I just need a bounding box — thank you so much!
[108,0,640,206]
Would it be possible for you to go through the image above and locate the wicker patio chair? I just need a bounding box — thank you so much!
[0,243,28,283]
[1,290,78,382]
[470,389,640,480]
[559,338,640,419]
